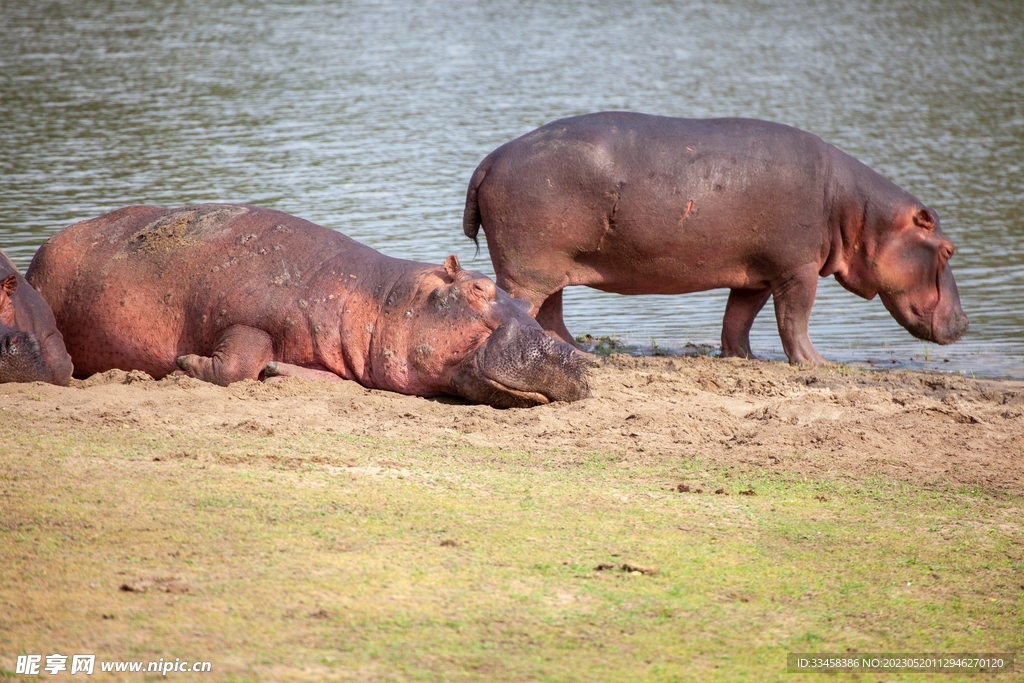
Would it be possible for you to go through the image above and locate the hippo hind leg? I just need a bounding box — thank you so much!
[176,324,274,386]
[721,287,772,359]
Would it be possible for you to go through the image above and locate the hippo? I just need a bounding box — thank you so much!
[464,111,969,364]
[26,204,587,407]
[0,250,73,385]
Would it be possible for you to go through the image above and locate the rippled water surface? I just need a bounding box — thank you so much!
[2,0,1022,377]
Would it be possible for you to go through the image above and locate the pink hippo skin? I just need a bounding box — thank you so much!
[464,112,969,364]
[26,205,587,407]
[0,250,73,385]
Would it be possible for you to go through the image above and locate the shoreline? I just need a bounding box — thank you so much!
[5,354,1022,496]
[576,335,1024,382]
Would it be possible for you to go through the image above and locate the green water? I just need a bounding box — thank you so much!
[1,0,1021,376]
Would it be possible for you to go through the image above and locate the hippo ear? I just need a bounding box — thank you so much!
[1,274,16,296]
[0,278,15,327]
[443,255,463,282]
[912,208,936,231]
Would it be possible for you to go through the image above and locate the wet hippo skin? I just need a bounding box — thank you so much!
[0,250,72,385]
[27,205,587,407]
[464,112,969,364]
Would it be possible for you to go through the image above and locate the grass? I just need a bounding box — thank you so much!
[576,335,718,360]
[1,424,1021,682]
[575,333,623,357]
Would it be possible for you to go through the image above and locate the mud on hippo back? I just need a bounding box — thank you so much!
[0,250,73,385]
[26,204,588,407]
[463,111,968,364]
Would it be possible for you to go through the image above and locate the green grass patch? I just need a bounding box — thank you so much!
[0,424,1021,681]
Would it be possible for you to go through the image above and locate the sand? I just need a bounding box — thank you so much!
[4,356,1022,495]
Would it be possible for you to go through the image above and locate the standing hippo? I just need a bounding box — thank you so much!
[464,111,968,364]
[26,204,587,407]
[0,250,73,385]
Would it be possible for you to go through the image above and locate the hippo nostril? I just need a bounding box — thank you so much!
[938,242,954,265]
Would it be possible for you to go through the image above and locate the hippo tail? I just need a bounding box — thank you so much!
[463,162,489,257]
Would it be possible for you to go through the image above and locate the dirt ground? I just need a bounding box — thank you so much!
[4,355,1022,495]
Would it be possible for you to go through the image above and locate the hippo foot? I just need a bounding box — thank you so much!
[720,349,758,361]
[263,361,344,382]
[573,347,599,362]
[786,353,829,367]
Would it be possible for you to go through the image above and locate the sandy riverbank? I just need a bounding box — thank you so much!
[4,356,1021,495]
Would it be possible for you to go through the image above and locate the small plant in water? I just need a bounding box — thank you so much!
[832,362,859,376]
[576,333,622,357]
[595,335,621,356]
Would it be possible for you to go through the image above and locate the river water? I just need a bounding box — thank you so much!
[1,0,1022,378]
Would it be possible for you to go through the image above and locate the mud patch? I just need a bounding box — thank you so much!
[595,562,658,576]
[233,418,275,437]
[119,577,192,594]
[126,205,250,255]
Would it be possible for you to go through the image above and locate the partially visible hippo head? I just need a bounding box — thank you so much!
[386,256,588,408]
[840,206,968,345]
[450,317,588,407]
[0,275,53,384]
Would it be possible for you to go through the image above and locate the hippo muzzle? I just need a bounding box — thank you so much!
[450,318,589,408]
[880,264,969,346]
[0,330,50,384]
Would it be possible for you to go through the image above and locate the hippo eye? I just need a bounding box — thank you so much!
[429,285,458,309]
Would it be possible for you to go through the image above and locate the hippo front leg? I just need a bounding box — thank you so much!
[535,289,579,346]
[771,264,827,365]
[721,287,772,359]
[176,325,275,386]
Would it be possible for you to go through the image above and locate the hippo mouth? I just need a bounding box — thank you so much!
[928,303,969,345]
[881,293,968,345]
[451,318,589,408]
[880,267,969,346]
[0,330,49,384]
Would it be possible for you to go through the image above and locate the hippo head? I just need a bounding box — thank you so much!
[0,274,53,384]
[838,206,968,345]
[380,256,588,408]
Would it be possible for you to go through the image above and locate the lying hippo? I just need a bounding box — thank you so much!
[27,204,587,407]
[0,250,73,385]
[464,111,969,364]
